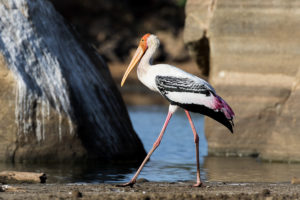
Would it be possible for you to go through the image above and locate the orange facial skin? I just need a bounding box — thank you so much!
[139,33,151,51]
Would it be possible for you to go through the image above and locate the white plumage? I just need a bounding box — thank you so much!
[118,33,235,188]
[138,63,216,108]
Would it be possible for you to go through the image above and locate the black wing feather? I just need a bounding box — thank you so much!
[155,76,211,96]
[155,76,233,133]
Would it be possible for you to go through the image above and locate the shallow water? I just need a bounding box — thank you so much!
[125,106,300,183]
[0,106,299,183]
[126,106,207,183]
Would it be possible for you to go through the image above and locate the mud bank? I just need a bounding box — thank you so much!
[0,181,299,200]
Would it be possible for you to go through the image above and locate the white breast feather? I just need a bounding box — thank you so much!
[165,91,215,109]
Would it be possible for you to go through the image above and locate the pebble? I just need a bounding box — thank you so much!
[0,185,17,192]
[71,190,83,198]
[261,189,271,197]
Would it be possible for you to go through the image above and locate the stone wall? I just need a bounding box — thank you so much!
[184,0,300,162]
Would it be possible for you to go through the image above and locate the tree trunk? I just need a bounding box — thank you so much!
[0,0,146,162]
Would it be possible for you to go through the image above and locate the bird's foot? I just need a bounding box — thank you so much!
[193,182,204,187]
[116,180,136,188]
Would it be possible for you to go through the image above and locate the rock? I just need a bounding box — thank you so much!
[261,189,271,197]
[0,0,145,162]
[0,171,46,184]
[184,0,215,76]
[183,0,216,43]
[184,0,300,161]
[0,185,17,192]
[39,173,47,183]
[71,189,83,198]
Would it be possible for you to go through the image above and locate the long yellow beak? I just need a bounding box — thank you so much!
[121,46,145,87]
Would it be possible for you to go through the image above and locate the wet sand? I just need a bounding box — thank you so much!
[0,181,299,200]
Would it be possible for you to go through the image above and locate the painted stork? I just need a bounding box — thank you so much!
[118,33,235,187]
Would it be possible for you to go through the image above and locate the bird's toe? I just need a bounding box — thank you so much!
[116,181,136,188]
[193,182,204,187]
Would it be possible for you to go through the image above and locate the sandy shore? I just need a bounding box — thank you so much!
[0,181,299,200]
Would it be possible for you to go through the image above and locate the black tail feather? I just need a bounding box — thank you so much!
[176,103,234,133]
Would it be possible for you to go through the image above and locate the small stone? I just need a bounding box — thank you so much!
[39,173,47,183]
[143,196,151,200]
[261,189,271,197]
[72,190,83,198]
[0,185,17,192]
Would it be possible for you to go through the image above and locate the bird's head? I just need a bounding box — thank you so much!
[121,33,159,87]
[139,33,150,52]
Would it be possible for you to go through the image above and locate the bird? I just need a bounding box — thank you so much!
[117,33,235,187]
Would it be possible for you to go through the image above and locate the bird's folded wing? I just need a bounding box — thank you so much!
[155,76,234,133]
[155,76,212,96]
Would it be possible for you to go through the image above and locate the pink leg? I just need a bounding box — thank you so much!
[117,112,173,187]
[185,110,203,187]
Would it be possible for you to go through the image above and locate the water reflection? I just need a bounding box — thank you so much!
[0,106,299,183]
[0,162,138,183]
[205,157,300,183]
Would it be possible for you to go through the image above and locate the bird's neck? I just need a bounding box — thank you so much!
[136,42,159,91]
[137,44,158,89]
[139,43,158,69]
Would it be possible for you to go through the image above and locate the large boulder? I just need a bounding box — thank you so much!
[0,0,145,162]
[184,0,300,162]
